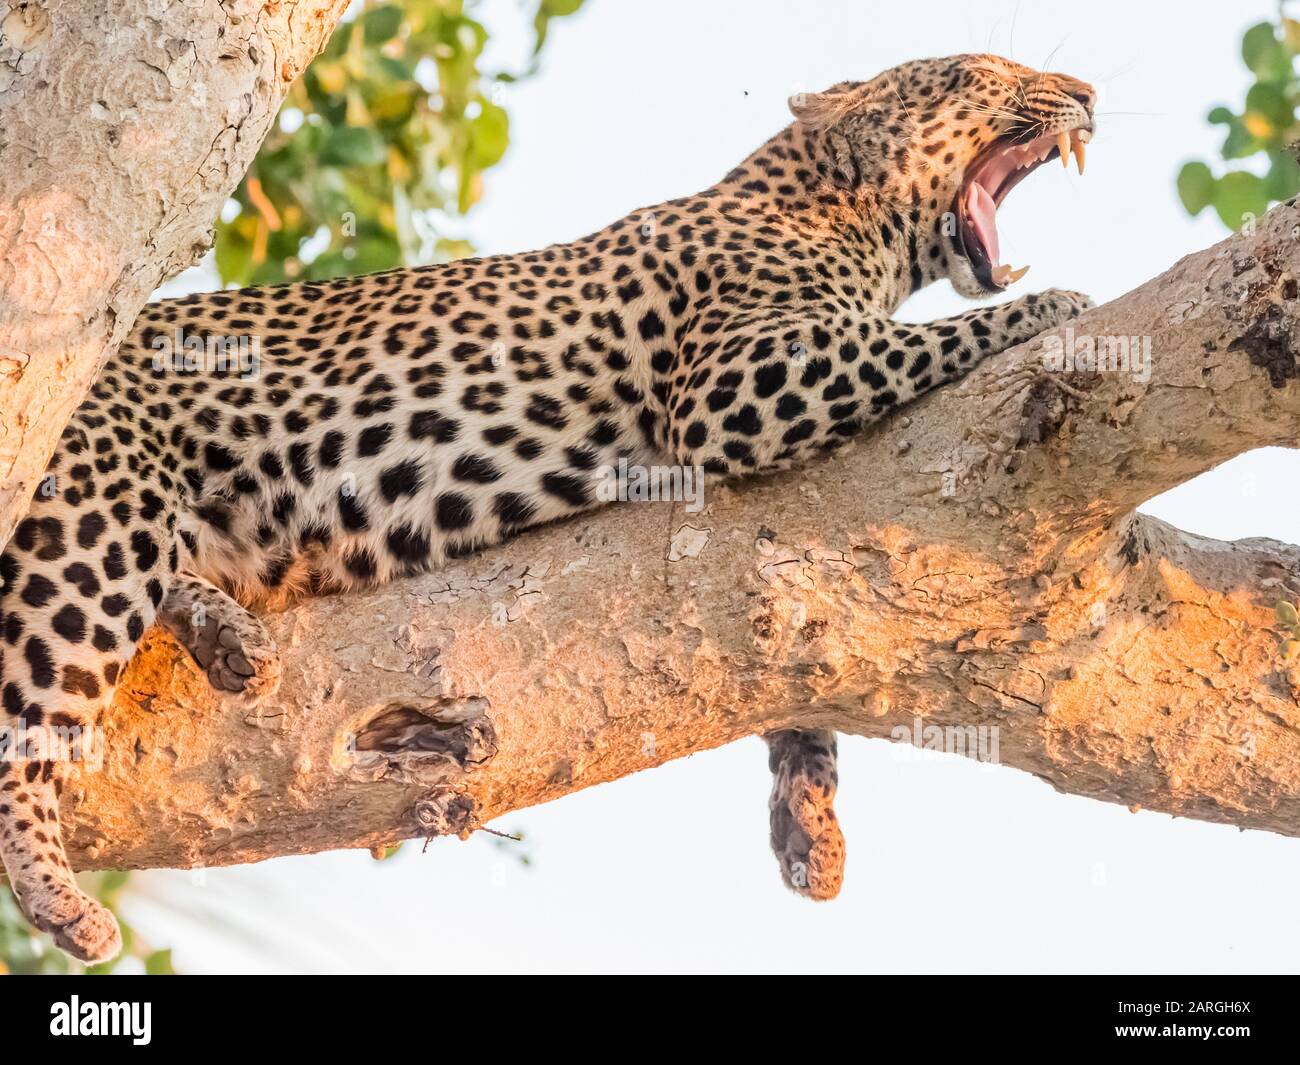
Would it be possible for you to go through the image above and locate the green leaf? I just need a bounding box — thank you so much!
[362,4,404,45]
[96,869,131,901]
[319,125,387,166]
[1221,116,1261,160]
[468,99,510,169]
[435,237,476,262]
[323,19,353,58]
[1242,22,1276,68]
[369,84,420,126]
[1212,170,1270,229]
[534,0,584,53]
[1245,81,1293,131]
[1264,150,1300,200]
[1242,21,1292,80]
[215,218,255,286]
[144,949,176,976]
[350,235,404,273]
[1176,161,1215,215]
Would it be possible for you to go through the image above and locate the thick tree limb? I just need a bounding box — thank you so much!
[0,0,349,545]
[64,200,1300,871]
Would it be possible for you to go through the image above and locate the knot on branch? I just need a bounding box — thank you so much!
[1119,519,1153,568]
[1224,223,1300,388]
[1007,370,1093,473]
[342,697,497,785]
[1227,300,1300,389]
[412,788,477,840]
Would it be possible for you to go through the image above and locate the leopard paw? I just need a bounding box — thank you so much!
[194,617,282,706]
[1035,287,1094,325]
[159,573,282,706]
[19,879,122,965]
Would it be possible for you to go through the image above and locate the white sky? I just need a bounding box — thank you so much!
[127,0,1300,973]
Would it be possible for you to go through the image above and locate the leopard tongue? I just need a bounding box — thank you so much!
[965,181,1029,285]
[965,180,1000,266]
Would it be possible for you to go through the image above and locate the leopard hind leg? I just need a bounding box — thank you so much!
[0,450,179,961]
[0,760,121,962]
[764,728,845,900]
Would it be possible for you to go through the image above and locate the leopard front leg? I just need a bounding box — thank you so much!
[668,288,1092,476]
[155,573,281,706]
[668,289,1090,901]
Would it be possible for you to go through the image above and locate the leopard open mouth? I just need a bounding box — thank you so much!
[954,124,1091,290]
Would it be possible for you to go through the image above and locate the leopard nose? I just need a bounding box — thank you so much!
[1058,79,1097,133]
[1059,77,1097,113]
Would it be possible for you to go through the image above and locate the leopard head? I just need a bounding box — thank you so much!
[789,53,1095,299]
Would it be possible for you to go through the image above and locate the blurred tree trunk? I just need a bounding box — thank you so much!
[63,200,1300,871]
[0,0,349,546]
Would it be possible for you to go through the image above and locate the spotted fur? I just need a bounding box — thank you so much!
[0,53,1095,960]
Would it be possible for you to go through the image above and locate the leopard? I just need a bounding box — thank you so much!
[0,52,1096,962]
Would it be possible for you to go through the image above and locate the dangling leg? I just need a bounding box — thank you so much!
[155,573,281,705]
[0,421,178,961]
[0,760,120,961]
[764,728,845,900]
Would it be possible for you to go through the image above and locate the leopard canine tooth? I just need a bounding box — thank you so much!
[1072,137,1086,175]
[990,264,1030,286]
[1056,131,1071,168]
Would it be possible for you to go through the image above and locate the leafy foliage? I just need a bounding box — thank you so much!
[1178,17,1300,229]
[1,0,580,976]
[216,0,583,286]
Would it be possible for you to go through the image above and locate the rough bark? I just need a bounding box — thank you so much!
[57,198,1300,871]
[0,0,350,546]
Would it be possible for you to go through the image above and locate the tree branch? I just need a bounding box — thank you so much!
[0,0,350,545]
[64,200,1300,871]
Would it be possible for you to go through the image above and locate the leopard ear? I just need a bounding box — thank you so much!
[787,90,856,130]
